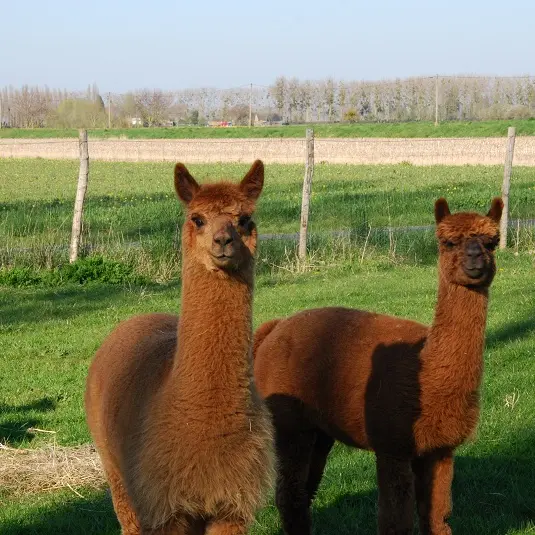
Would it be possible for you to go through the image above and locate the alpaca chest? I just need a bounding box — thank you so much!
[415,392,480,452]
[132,410,274,524]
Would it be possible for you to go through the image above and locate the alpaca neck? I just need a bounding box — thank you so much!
[421,271,489,398]
[173,258,254,411]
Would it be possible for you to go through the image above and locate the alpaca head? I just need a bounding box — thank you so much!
[434,197,503,288]
[175,160,264,273]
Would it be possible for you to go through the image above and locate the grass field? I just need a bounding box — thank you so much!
[1,158,534,533]
[1,119,535,140]
[2,159,535,280]
[1,253,534,533]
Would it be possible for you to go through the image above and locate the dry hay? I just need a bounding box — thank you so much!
[0,440,105,497]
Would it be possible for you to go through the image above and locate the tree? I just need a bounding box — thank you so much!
[120,93,137,118]
[228,105,249,125]
[323,78,336,122]
[11,86,51,127]
[270,76,287,120]
[189,109,199,125]
[359,87,371,119]
[287,78,300,122]
[338,81,347,121]
[134,89,173,126]
[299,81,313,123]
[50,98,106,128]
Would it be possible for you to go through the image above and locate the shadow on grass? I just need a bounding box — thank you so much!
[309,456,534,534]
[296,428,535,535]
[0,281,180,329]
[0,490,119,535]
[0,397,57,414]
[0,417,42,447]
[487,311,535,349]
[0,397,58,446]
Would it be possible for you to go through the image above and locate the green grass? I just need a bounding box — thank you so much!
[1,157,534,532]
[1,253,534,533]
[2,159,534,279]
[1,119,535,139]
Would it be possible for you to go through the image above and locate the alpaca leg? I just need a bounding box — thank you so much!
[412,449,454,535]
[375,454,414,535]
[105,466,141,535]
[205,519,247,535]
[141,515,206,535]
[274,429,316,535]
[305,430,334,505]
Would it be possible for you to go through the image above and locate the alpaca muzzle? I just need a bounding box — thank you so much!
[211,225,241,268]
[462,239,487,279]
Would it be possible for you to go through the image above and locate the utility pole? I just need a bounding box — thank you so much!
[249,83,253,127]
[435,74,439,126]
[108,92,112,129]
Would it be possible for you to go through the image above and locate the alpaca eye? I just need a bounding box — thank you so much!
[191,216,204,228]
[444,240,455,249]
[239,215,251,227]
[485,240,497,251]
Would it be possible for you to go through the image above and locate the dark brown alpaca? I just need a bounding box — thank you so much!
[253,197,503,535]
[85,161,275,535]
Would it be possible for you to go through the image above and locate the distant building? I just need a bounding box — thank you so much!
[254,113,282,126]
[254,114,268,126]
[207,120,233,127]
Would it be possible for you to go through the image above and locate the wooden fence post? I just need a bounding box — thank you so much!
[499,126,516,249]
[298,129,314,263]
[69,129,89,263]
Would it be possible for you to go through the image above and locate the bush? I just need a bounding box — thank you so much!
[0,256,146,288]
[343,108,359,123]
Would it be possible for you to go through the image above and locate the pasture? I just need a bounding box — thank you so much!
[2,159,535,278]
[1,118,535,140]
[1,158,534,533]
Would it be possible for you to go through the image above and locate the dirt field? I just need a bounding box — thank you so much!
[1,136,534,165]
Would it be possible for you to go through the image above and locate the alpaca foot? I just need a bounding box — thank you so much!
[206,519,247,535]
[140,514,205,535]
[117,512,141,535]
[425,522,452,535]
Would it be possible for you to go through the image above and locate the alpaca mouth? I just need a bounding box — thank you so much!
[464,267,484,278]
[211,252,237,268]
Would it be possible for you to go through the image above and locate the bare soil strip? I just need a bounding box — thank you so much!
[1,137,535,165]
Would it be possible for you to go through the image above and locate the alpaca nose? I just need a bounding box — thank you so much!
[464,239,486,277]
[466,240,483,259]
[213,229,234,247]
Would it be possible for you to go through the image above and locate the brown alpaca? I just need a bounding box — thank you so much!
[253,197,503,535]
[85,161,275,535]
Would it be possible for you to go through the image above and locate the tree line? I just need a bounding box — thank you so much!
[1,75,534,129]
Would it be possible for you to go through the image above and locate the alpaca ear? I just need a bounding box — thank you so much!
[434,198,451,224]
[487,197,504,223]
[240,160,264,201]
[174,163,200,205]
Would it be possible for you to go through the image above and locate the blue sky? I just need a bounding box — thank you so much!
[1,0,534,92]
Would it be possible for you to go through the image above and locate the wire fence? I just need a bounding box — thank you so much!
[1,128,534,279]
